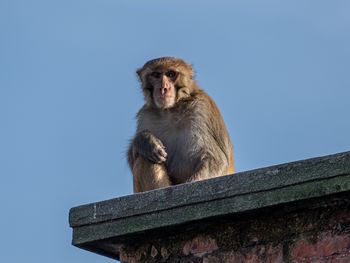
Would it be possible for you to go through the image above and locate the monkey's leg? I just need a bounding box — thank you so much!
[188,157,230,182]
[226,151,234,175]
[132,157,172,193]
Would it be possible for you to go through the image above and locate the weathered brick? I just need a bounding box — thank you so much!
[203,255,221,263]
[244,244,283,263]
[291,233,350,262]
[221,251,244,262]
[219,244,283,263]
[161,247,170,260]
[119,250,138,263]
[150,245,158,258]
[183,235,218,257]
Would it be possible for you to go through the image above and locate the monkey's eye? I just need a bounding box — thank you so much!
[151,72,161,79]
[165,70,177,79]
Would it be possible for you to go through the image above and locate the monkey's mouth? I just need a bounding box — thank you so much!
[155,95,176,108]
[157,93,175,100]
[158,95,172,99]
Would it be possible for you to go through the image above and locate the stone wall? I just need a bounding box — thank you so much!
[117,196,350,263]
[69,151,350,262]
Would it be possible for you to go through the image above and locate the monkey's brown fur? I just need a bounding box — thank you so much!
[128,57,234,193]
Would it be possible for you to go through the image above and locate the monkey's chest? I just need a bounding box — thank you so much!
[154,123,205,180]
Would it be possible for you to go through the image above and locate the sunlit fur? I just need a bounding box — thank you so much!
[129,57,234,193]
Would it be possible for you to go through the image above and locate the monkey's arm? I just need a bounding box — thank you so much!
[186,93,232,182]
[128,130,167,168]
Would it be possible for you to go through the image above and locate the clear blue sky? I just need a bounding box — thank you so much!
[1,1,349,262]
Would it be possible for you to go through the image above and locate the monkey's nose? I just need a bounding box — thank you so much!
[160,87,168,95]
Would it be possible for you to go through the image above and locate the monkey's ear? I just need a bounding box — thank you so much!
[136,68,143,81]
[188,64,195,79]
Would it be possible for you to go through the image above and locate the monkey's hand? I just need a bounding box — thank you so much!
[132,130,167,164]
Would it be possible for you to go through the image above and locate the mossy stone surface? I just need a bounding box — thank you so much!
[69,151,350,259]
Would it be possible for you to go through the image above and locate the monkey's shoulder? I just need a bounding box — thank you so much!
[136,91,218,128]
[169,89,215,113]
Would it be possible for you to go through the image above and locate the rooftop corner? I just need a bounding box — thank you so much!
[69,151,350,261]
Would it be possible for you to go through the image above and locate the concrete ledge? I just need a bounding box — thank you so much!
[69,151,350,260]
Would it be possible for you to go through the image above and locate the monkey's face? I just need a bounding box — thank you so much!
[147,68,177,109]
[137,57,195,109]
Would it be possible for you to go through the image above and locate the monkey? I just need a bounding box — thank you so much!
[128,57,234,193]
